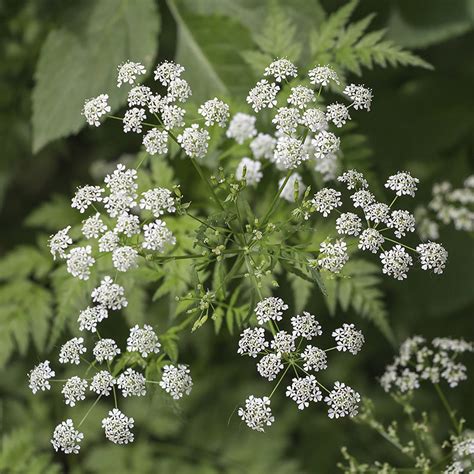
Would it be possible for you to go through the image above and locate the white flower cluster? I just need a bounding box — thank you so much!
[218,60,371,190]
[415,175,474,240]
[304,169,448,278]
[28,275,193,453]
[48,163,178,280]
[380,336,473,393]
[237,299,363,430]
[84,60,234,161]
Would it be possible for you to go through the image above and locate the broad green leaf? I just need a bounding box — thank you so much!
[32,0,160,152]
[168,0,255,102]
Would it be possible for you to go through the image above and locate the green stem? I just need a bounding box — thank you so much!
[269,364,291,398]
[78,394,102,427]
[434,383,461,435]
[383,236,418,253]
[262,170,293,225]
[190,158,225,211]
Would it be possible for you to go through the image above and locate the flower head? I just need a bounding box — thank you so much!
[112,246,138,272]
[159,364,193,399]
[91,370,116,396]
[126,324,161,358]
[291,312,322,340]
[66,246,95,280]
[326,103,351,127]
[343,84,372,111]
[142,219,176,252]
[93,338,121,363]
[62,376,88,407]
[286,376,322,410]
[332,323,365,355]
[71,186,103,213]
[78,305,108,332]
[274,135,309,170]
[380,245,413,280]
[117,61,146,87]
[139,187,176,216]
[49,226,73,260]
[198,98,229,127]
[237,327,268,357]
[59,337,87,365]
[318,240,349,273]
[51,419,83,454]
[302,345,327,372]
[226,113,257,144]
[311,188,342,217]
[358,228,384,253]
[238,395,274,432]
[143,129,168,155]
[28,361,55,394]
[288,86,315,109]
[385,172,419,197]
[117,368,146,397]
[416,242,448,274]
[325,381,361,419]
[255,297,288,325]
[264,58,297,82]
[102,408,134,444]
[177,124,210,158]
[154,61,184,86]
[312,131,340,159]
[83,94,111,126]
[308,65,339,87]
[271,330,296,354]
[123,107,146,133]
[250,133,276,160]
[257,353,284,381]
[247,79,279,112]
[91,276,128,310]
[236,157,263,186]
[336,212,362,236]
[82,213,107,239]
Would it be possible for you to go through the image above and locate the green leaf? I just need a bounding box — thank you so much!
[25,195,81,231]
[32,0,160,152]
[0,280,53,367]
[168,0,255,101]
[0,246,52,281]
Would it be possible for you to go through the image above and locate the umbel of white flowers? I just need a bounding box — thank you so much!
[237,297,363,431]
[28,276,193,454]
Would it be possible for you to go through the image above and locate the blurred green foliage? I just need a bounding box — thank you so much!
[0,0,473,472]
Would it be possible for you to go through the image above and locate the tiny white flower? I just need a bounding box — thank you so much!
[247,79,279,112]
[126,324,161,358]
[380,245,413,280]
[71,185,103,213]
[302,345,327,372]
[49,226,73,260]
[311,188,342,217]
[161,104,185,129]
[257,353,284,381]
[237,327,268,357]
[318,239,349,273]
[59,337,87,365]
[332,323,365,355]
[177,124,210,159]
[325,381,361,419]
[123,107,146,133]
[112,246,138,272]
[28,361,55,394]
[51,419,83,454]
[198,98,230,127]
[385,171,419,197]
[117,61,146,87]
[90,370,116,396]
[93,338,121,363]
[271,330,296,354]
[167,78,192,103]
[66,246,95,280]
[255,297,288,325]
[326,103,351,127]
[238,395,274,432]
[389,210,416,238]
[235,157,263,186]
[154,61,185,86]
[115,212,140,237]
[286,376,322,410]
[308,65,339,87]
[142,219,176,252]
[62,376,88,407]
[117,368,146,397]
[82,213,107,239]
[159,364,193,399]
[264,58,297,82]
[98,231,119,253]
[78,305,108,332]
[365,202,390,224]
[343,83,372,111]
[312,131,340,159]
[338,170,368,190]
[336,212,362,236]
[250,133,276,160]
[139,188,176,217]
[83,94,111,127]
[272,107,300,134]
[291,312,322,340]
[273,135,309,170]
[102,408,135,444]
[351,190,375,209]
[143,128,168,155]
[91,276,128,310]
[226,113,257,144]
[358,228,384,253]
[300,108,327,132]
[288,86,315,109]
[127,85,152,107]
[416,241,448,274]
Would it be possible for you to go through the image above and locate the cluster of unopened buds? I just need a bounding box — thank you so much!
[237,297,364,431]
[380,336,473,393]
